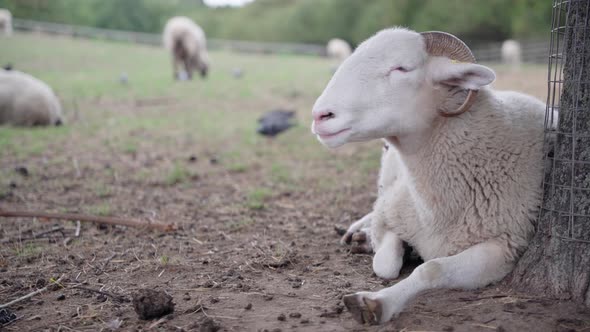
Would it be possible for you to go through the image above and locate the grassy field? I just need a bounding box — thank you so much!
[3,34,584,332]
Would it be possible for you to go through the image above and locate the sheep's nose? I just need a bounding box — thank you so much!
[313,110,336,122]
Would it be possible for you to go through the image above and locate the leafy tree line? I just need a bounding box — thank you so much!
[0,0,551,45]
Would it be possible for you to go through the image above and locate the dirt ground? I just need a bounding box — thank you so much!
[1,35,590,331]
[1,103,589,332]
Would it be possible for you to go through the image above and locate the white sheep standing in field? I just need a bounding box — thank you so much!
[311,28,546,325]
[0,70,64,126]
[326,38,352,61]
[501,39,522,68]
[163,16,209,80]
[0,9,12,37]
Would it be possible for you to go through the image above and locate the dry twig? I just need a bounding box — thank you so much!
[0,209,175,232]
[0,275,65,309]
[72,285,129,303]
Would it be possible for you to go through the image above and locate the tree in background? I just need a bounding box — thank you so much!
[0,0,553,44]
[93,0,169,32]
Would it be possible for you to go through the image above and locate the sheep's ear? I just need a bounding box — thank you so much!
[431,62,495,90]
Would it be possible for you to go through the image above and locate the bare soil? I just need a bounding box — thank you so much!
[0,58,588,330]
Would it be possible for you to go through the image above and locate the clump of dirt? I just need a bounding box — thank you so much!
[196,317,221,332]
[0,308,17,325]
[132,289,175,320]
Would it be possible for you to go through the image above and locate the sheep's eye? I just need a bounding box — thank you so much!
[387,66,409,75]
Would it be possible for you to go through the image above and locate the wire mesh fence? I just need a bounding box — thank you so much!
[542,0,590,244]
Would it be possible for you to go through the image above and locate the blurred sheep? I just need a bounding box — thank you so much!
[326,38,352,61]
[163,16,209,80]
[501,39,522,68]
[0,9,12,37]
[0,70,64,126]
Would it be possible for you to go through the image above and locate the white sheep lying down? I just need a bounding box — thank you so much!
[311,28,545,324]
[163,16,209,80]
[0,9,12,37]
[0,70,64,126]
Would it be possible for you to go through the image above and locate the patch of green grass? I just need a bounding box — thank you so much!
[133,169,153,184]
[14,243,41,258]
[270,163,292,184]
[159,255,169,266]
[88,203,112,216]
[227,218,254,232]
[245,187,272,210]
[121,141,138,154]
[92,184,112,198]
[0,125,70,158]
[227,163,248,173]
[165,163,190,186]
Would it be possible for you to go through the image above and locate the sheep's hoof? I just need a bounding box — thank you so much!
[350,242,372,254]
[343,294,382,325]
[340,232,353,245]
[342,230,372,254]
[351,232,367,242]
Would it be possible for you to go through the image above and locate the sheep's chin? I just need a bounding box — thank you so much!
[316,133,350,148]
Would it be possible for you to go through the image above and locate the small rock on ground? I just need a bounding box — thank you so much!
[132,289,175,320]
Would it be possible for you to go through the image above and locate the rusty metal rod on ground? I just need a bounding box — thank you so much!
[0,209,175,232]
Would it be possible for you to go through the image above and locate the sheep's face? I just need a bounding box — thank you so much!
[311,28,495,148]
[312,29,428,148]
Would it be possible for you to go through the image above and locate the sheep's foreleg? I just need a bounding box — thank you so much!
[372,231,404,279]
[343,239,512,325]
[172,58,181,80]
[341,212,373,253]
[184,58,193,80]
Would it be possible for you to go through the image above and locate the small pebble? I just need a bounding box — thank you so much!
[301,319,310,324]
[442,326,454,332]
[277,313,286,321]
[289,312,301,318]
[188,155,197,162]
[245,303,253,310]
[15,166,29,177]
[57,294,66,301]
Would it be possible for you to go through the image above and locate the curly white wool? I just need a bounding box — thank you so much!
[0,70,63,126]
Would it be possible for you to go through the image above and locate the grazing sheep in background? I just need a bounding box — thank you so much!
[311,28,546,325]
[163,16,209,80]
[0,9,12,37]
[501,39,522,68]
[0,70,64,126]
[326,38,352,61]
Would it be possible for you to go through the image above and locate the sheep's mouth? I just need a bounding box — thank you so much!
[317,128,351,139]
